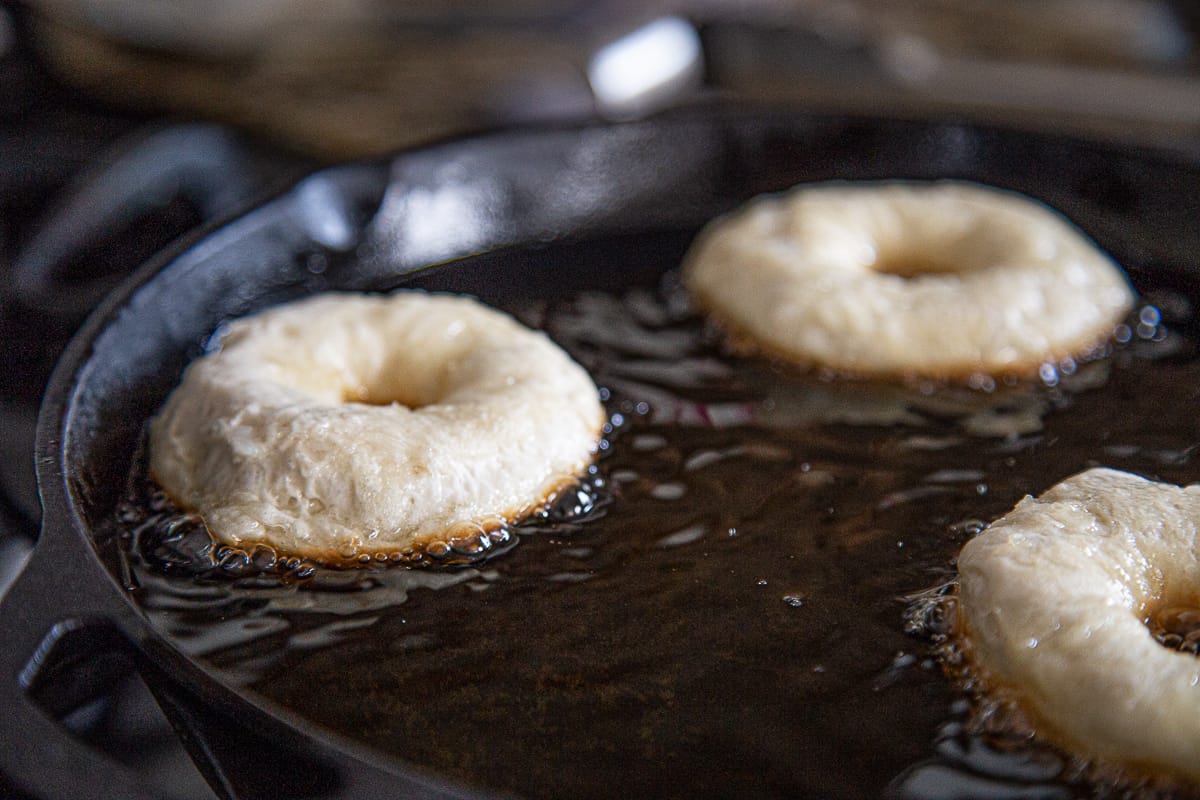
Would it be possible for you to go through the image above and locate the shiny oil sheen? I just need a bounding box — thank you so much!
[116,266,1200,800]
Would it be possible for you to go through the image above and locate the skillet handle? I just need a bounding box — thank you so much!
[9,123,260,321]
[0,527,194,800]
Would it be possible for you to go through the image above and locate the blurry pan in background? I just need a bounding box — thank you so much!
[12,0,1200,159]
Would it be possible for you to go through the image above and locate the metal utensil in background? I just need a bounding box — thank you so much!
[701,0,1200,154]
[17,0,1200,159]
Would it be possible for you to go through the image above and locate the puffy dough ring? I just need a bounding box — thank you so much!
[957,468,1200,783]
[683,181,1135,379]
[149,291,605,563]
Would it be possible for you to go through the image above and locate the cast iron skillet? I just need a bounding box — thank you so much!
[2,109,1200,800]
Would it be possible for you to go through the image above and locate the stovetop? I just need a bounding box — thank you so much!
[0,7,309,797]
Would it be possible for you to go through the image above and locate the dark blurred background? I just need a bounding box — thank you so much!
[9,0,1200,159]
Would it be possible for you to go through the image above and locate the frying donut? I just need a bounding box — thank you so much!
[956,468,1200,783]
[149,291,605,563]
[683,181,1135,379]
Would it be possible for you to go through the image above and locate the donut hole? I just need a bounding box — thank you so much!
[342,383,429,409]
[869,221,1005,279]
[870,247,963,278]
[1146,603,1200,655]
[338,365,450,409]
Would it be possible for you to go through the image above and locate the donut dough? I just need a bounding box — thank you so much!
[957,468,1200,782]
[683,181,1135,378]
[149,291,605,562]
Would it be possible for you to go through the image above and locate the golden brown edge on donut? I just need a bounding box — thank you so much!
[312,468,599,568]
[149,465,599,570]
[686,283,1123,385]
[945,596,1200,794]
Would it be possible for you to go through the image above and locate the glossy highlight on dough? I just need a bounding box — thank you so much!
[149,291,605,563]
[957,468,1200,783]
[683,181,1135,379]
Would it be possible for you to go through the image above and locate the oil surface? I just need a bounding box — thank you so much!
[117,271,1200,800]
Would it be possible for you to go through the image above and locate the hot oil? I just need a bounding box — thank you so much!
[116,269,1200,800]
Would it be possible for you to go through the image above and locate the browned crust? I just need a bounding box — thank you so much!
[687,282,1123,386]
[948,602,1200,794]
[294,468,596,568]
[154,465,597,570]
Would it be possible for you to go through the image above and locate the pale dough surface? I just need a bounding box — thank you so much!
[684,181,1135,378]
[149,291,604,561]
[958,468,1200,781]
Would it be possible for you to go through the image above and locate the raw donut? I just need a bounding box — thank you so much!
[149,291,605,563]
[683,181,1135,379]
[957,468,1200,783]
